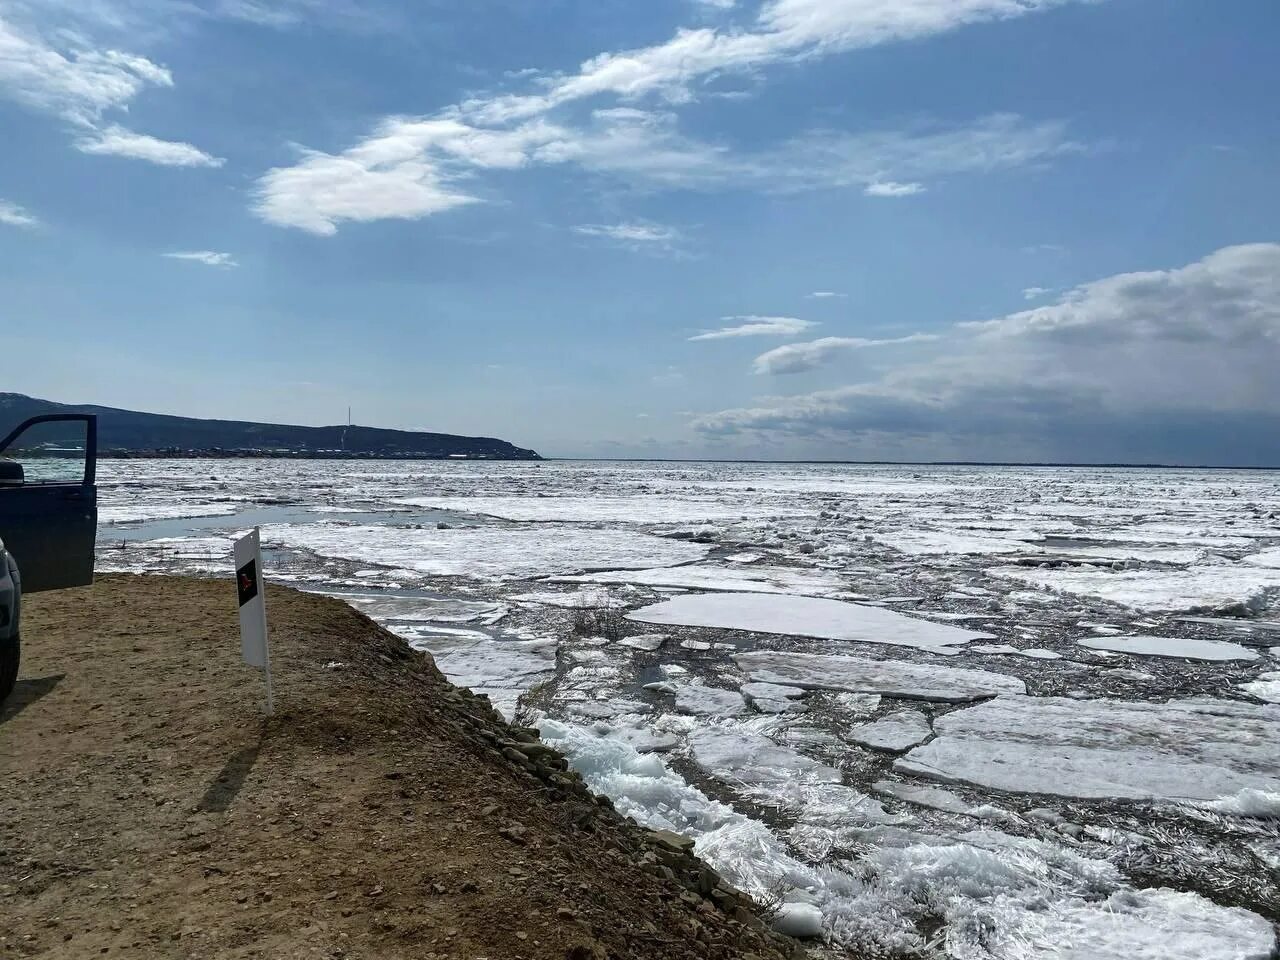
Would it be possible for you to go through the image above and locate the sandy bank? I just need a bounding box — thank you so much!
[1,575,803,960]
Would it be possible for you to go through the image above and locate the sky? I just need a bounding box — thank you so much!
[2,0,1279,465]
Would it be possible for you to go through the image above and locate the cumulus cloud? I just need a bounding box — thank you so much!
[694,244,1280,463]
[0,199,39,228]
[252,0,1094,233]
[964,243,1280,345]
[76,124,224,166]
[163,250,237,267]
[689,316,817,341]
[753,334,940,373]
[1022,286,1052,300]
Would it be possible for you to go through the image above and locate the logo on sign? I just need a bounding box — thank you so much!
[236,559,259,607]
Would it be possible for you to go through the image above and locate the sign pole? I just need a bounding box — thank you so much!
[234,526,274,716]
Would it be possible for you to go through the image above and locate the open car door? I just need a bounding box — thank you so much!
[0,414,98,592]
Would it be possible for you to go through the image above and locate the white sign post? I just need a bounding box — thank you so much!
[233,527,274,715]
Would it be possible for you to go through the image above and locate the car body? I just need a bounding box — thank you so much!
[0,414,97,702]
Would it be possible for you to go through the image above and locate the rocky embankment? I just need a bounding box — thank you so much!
[1,575,804,959]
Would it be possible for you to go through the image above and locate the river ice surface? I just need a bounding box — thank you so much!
[94,459,1280,958]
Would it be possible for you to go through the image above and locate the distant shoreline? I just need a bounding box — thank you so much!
[90,451,1279,470]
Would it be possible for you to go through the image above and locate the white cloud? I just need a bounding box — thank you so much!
[689,316,817,341]
[694,244,1280,460]
[253,0,1094,233]
[965,243,1280,345]
[163,250,237,267]
[753,333,940,373]
[573,221,683,250]
[864,180,924,197]
[1022,286,1052,300]
[0,10,224,165]
[463,0,1086,124]
[0,13,171,123]
[0,199,39,228]
[75,124,224,166]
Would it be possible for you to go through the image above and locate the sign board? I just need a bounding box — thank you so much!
[233,527,274,713]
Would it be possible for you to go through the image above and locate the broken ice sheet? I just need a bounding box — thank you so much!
[260,522,710,580]
[343,594,508,624]
[898,695,1280,800]
[397,494,810,523]
[737,650,1025,702]
[559,562,847,596]
[628,592,993,653]
[996,564,1280,614]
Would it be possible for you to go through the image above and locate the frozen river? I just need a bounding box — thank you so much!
[96,459,1280,958]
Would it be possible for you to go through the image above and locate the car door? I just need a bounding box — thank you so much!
[0,414,98,592]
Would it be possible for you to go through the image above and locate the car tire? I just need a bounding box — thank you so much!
[0,635,18,704]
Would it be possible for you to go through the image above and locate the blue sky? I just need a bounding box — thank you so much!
[2,0,1278,464]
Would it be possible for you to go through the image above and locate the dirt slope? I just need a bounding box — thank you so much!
[1,575,804,960]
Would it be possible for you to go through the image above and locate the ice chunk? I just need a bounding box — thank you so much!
[848,711,933,752]
[560,562,847,596]
[629,593,993,653]
[737,651,1025,702]
[741,682,806,701]
[1240,671,1280,703]
[898,695,1280,801]
[873,780,971,814]
[1078,634,1259,662]
[616,632,667,651]
[771,902,824,938]
[674,685,748,716]
[262,523,709,580]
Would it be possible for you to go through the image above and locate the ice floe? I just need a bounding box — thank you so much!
[628,592,993,653]
[848,710,933,752]
[898,695,1280,800]
[1077,634,1259,661]
[673,684,748,716]
[737,651,1026,702]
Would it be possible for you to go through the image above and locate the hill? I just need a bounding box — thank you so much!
[0,393,541,460]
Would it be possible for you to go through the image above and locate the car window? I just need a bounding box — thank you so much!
[0,419,91,486]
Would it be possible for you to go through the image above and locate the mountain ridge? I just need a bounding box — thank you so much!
[0,393,541,460]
